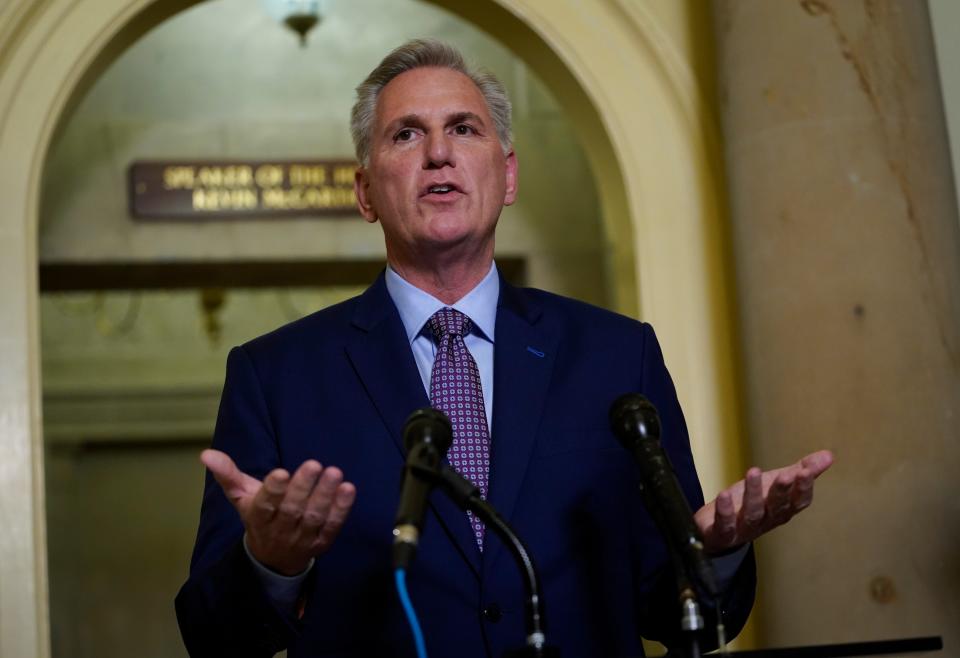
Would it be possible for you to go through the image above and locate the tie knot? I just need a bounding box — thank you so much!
[428,308,472,341]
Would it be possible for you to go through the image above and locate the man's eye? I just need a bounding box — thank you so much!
[453,124,475,135]
[394,129,415,142]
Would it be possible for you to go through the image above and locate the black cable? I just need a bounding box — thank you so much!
[426,464,553,655]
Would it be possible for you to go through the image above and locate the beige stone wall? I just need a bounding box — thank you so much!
[714,0,960,650]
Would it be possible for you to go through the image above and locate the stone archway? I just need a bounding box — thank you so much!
[0,2,744,655]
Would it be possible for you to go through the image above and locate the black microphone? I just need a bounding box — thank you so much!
[393,408,453,570]
[609,393,719,598]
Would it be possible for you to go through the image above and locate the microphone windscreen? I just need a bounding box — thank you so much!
[402,408,453,455]
[609,393,661,447]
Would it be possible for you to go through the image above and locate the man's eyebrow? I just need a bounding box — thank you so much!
[383,114,427,135]
[447,111,487,128]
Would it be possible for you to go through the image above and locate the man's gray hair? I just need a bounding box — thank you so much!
[350,38,513,166]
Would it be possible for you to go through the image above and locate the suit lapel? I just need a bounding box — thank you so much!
[485,279,559,571]
[344,273,482,577]
[344,274,427,455]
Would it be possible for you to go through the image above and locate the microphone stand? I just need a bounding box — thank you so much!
[410,462,560,658]
[668,544,705,658]
[636,475,729,658]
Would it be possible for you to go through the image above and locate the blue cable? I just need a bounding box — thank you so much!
[395,568,429,658]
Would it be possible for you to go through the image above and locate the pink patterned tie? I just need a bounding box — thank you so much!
[428,308,490,549]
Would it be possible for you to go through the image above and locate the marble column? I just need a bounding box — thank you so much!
[712,0,960,650]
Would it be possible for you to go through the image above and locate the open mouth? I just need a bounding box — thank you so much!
[422,183,462,197]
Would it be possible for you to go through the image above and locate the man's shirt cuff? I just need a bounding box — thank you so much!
[713,543,751,590]
[243,534,314,615]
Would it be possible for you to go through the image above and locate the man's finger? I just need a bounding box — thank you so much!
[248,468,291,526]
[739,467,765,530]
[302,466,345,530]
[800,450,834,478]
[276,460,322,529]
[713,490,738,547]
[315,482,357,551]
[790,468,815,512]
[201,449,260,502]
[765,472,793,525]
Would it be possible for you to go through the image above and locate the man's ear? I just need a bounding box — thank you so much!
[354,167,378,223]
[503,149,519,206]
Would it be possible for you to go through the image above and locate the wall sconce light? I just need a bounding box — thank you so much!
[263,0,328,47]
[200,288,227,346]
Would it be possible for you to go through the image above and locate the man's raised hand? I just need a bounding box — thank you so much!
[694,450,833,554]
[201,449,357,576]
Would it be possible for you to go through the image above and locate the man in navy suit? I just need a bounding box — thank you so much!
[176,39,832,657]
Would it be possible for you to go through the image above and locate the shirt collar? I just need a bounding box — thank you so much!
[385,262,499,345]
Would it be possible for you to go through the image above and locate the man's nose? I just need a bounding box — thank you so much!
[423,131,454,169]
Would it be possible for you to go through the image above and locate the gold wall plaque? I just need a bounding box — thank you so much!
[129,160,359,219]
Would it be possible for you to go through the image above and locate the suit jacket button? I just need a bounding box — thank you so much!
[483,603,502,622]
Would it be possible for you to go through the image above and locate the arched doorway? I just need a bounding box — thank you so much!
[0,1,744,655]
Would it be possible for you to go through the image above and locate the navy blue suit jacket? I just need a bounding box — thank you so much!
[176,273,755,657]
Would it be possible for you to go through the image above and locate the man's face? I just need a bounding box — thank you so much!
[354,67,518,264]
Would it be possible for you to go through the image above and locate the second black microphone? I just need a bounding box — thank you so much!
[393,407,453,570]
